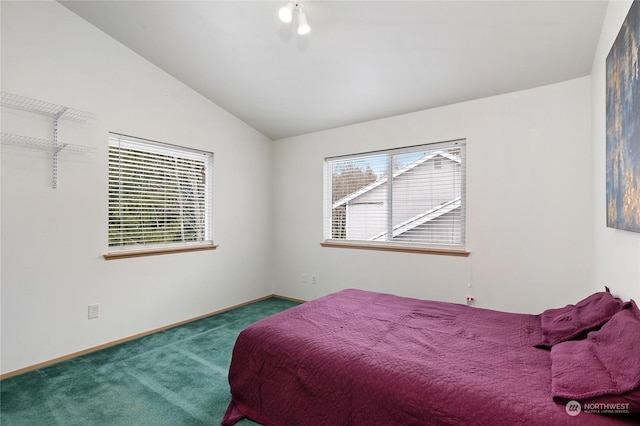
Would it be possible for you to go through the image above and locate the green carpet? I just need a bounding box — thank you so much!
[0,297,299,425]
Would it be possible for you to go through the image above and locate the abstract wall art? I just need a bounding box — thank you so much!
[606,0,640,233]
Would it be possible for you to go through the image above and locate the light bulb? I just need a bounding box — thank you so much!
[278,2,294,23]
[297,11,310,34]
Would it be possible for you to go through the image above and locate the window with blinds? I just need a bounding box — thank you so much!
[108,133,213,252]
[324,140,466,249]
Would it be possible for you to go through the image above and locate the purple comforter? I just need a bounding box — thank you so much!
[222,289,636,425]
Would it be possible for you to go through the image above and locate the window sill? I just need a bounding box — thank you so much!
[320,241,469,257]
[104,244,218,260]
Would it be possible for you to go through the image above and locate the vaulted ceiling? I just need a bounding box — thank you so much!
[60,1,608,140]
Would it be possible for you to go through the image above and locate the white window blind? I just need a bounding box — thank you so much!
[324,140,466,249]
[108,133,213,251]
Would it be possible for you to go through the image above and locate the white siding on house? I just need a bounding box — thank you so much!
[344,154,461,242]
[394,209,462,245]
[345,187,386,240]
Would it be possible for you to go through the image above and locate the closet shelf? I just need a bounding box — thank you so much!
[1,91,97,188]
[1,92,97,122]
[0,133,93,154]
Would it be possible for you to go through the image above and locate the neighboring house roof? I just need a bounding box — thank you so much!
[332,151,460,209]
[369,197,461,241]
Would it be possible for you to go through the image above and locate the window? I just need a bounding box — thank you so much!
[323,140,466,253]
[107,133,214,257]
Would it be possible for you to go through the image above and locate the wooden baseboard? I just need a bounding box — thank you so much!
[0,293,304,380]
[272,294,307,304]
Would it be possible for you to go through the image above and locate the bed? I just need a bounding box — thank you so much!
[221,289,640,425]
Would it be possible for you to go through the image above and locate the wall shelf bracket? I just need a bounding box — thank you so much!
[1,92,96,188]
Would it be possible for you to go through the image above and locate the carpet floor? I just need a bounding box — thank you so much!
[0,297,299,425]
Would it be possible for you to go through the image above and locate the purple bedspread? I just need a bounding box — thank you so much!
[222,289,636,425]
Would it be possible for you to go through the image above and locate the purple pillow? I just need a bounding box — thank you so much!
[536,291,624,347]
[550,300,640,413]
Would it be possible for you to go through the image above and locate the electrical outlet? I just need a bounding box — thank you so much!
[301,273,307,284]
[88,303,99,319]
[311,275,317,285]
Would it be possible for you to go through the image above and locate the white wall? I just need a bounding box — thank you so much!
[0,1,273,375]
[591,0,640,302]
[273,77,594,314]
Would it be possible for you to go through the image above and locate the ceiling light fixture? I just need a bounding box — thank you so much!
[278,2,294,23]
[278,2,311,35]
[296,6,310,35]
